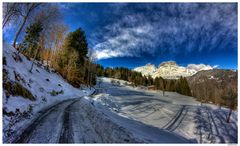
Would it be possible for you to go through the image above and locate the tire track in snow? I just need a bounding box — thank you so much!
[59,100,79,143]
[13,99,77,143]
[13,97,140,143]
[70,98,139,143]
[163,105,188,132]
[59,98,104,143]
[162,105,184,129]
[205,107,225,143]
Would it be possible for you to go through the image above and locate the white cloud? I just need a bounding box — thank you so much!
[93,21,157,60]
[213,65,219,68]
[92,3,237,60]
[187,64,218,72]
[95,49,124,59]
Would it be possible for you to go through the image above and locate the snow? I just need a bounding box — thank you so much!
[4,96,34,112]
[2,43,237,143]
[86,97,190,143]
[2,43,94,143]
[11,95,188,143]
[92,77,238,143]
[133,61,216,79]
[134,63,156,76]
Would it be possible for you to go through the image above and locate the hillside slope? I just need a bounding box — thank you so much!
[2,43,93,142]
[187,69,237,104]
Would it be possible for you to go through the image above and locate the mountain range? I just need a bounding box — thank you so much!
[133,61,217,79]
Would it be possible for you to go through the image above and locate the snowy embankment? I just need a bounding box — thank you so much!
[93,77,238,143]
[2,43,94,143]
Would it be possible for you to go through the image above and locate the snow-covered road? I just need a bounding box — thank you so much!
[12,98,138,143]
[13,96,190,143]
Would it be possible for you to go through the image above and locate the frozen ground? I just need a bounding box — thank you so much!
[93,77,238,143]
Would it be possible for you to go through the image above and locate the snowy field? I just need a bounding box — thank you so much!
[93,77,238,143]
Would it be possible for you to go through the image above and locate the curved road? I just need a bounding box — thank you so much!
[13,98,138,143]
[13,95,191,143]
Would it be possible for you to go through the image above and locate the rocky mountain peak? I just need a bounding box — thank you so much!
[133,61,215,79]
[146,63,155,67]
[159,61,178,68]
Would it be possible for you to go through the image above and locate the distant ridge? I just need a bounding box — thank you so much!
[133,61,216,79]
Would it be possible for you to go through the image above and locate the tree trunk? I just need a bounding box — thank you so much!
[200,96,202,106]
[90,72,92,90]
[98,81,101,88]
[218,104,221,109]
[227,109,233,123]
[13,16,28,48]
[83,59,87,85]
[88,61,90,88]
[29,48,39,73]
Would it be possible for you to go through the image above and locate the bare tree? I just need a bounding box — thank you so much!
[160,78,166,96]
[49,24,68,70]
[87,49,97,89]
[29,46,40,73]
[27,4,62,73]
[223,73,237,123]
[3,3,20,28]
[13,3,41,48]
[98,78,103,88]
[33,5,62,70]
[222,88,237,123]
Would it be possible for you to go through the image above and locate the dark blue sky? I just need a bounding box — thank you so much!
[4,3,238,69]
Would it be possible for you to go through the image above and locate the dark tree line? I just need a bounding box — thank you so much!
[96,66,154,87]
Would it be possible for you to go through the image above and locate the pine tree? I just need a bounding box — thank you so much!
[159,77,166,96]
[222,88,237,123]
[19,22,43,72]
[154,77,160,90]
[65,28,88,65]
[176,77,191,96]
[20,22,43,59]
[147,75,153,86]
[51,28,92,87]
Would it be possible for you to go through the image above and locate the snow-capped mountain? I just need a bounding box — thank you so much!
[134,63,157,76]
[133,61,216,79]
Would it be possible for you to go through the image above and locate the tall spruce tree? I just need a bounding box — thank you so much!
[176,77,191,96]
[20,22,43,59]
[19,22,43,72]
[159,77,166,96]
[65,28,88,65]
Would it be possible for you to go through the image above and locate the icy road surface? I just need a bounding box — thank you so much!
[93,78,238,143]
